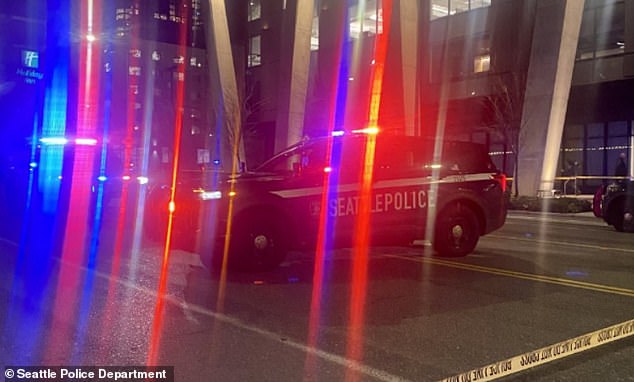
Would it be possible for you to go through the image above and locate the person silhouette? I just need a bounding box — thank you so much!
[614,152,627,177]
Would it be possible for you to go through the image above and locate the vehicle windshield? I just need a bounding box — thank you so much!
[255,141,328,175]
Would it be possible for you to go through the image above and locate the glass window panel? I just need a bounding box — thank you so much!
[585,137,604,176]
[450,0,470,14]
[564,124,584,140]
[470,0,491,9]
[607,136,628,174]
[248,35,261,67]
[431,0,449,20]
[474,54,490,73]
[311,15,319,51]
[349,0,381,39]
[587,122,604,138]
[248,0,261,21]
[608,121,628,137]
[594,2,624,57]
[595,2,624,34]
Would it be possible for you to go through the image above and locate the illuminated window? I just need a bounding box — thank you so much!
[431,0,491,20]
[311,15,319,51]
[469,0,491,10]
[576,2,625,60]
[450,0,469,14]
[474,54,490,73]
[248,35,262,67]
[431,0,449,19]
[349,0,382,39]
[248,0,261,22]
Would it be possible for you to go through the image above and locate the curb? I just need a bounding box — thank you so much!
[507,210,606,227]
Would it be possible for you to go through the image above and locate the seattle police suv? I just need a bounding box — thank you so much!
[146,133,508,271]
[599,180,634,233]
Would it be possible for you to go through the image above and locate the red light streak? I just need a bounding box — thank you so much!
[303,3,352,375]
[95,0,137,357]
[344,1,392,380]
[147,0,189,366]
[45,0,101,360]
[303,136,336,376]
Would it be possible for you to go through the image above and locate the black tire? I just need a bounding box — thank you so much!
[610,199,634,233]
[610,199,625,232]
[624,209,634,233]
[433,203,480,257]
[226,214,287,271]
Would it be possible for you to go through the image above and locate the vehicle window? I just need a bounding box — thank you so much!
[258,143,327,175]
[374,137,433,179]
[333,138,364,183]
[442,142,497,174]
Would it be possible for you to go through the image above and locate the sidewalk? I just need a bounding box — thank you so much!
[507,209,605,226]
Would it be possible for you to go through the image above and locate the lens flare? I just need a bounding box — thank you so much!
[147,1,190,366]
[345,2,392,380]
[46,0,101,361]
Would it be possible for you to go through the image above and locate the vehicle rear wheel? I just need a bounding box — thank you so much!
[227,214,287,271]
[610,200,625,232]
[611,200,634,233]
[434,203,480,257]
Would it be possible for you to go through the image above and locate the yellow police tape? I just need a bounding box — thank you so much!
[438,318,634,382]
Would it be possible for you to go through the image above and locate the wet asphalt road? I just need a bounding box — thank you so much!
[1,211,634,382]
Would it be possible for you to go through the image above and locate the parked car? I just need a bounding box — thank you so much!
[600,180,634,232]
[146,133,508,271]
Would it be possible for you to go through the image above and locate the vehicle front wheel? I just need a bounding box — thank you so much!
[434,203,480,257]
[227,214,287,271]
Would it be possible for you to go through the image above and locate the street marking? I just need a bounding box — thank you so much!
[385,254,634,297]
[52,255,411,382]
[438,318,634,382]
[487,234,634,254]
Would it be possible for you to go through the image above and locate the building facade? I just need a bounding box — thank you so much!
[2,0,633,197]
[231,0,634,195]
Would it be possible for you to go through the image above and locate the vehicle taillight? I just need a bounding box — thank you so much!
[492,173,507,192]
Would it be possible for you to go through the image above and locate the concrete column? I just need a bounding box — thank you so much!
[517,0,584,196]
[204,0,243,172]
[274,0,314,153]
[624,2,634,179]
[399,0,418,136]
[624,0,634,77]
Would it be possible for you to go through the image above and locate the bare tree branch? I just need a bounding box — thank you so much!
[482,70,528,197]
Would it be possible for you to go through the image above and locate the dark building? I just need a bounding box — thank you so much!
[2,0,633,197]
[228,0,633,195]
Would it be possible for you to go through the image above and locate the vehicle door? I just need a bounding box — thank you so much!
[262,141,331,245]
[370,137,433,244]
[325,137,365,247]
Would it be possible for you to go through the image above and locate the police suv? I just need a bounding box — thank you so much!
[147,134,508,271]
[599,180,634,232]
